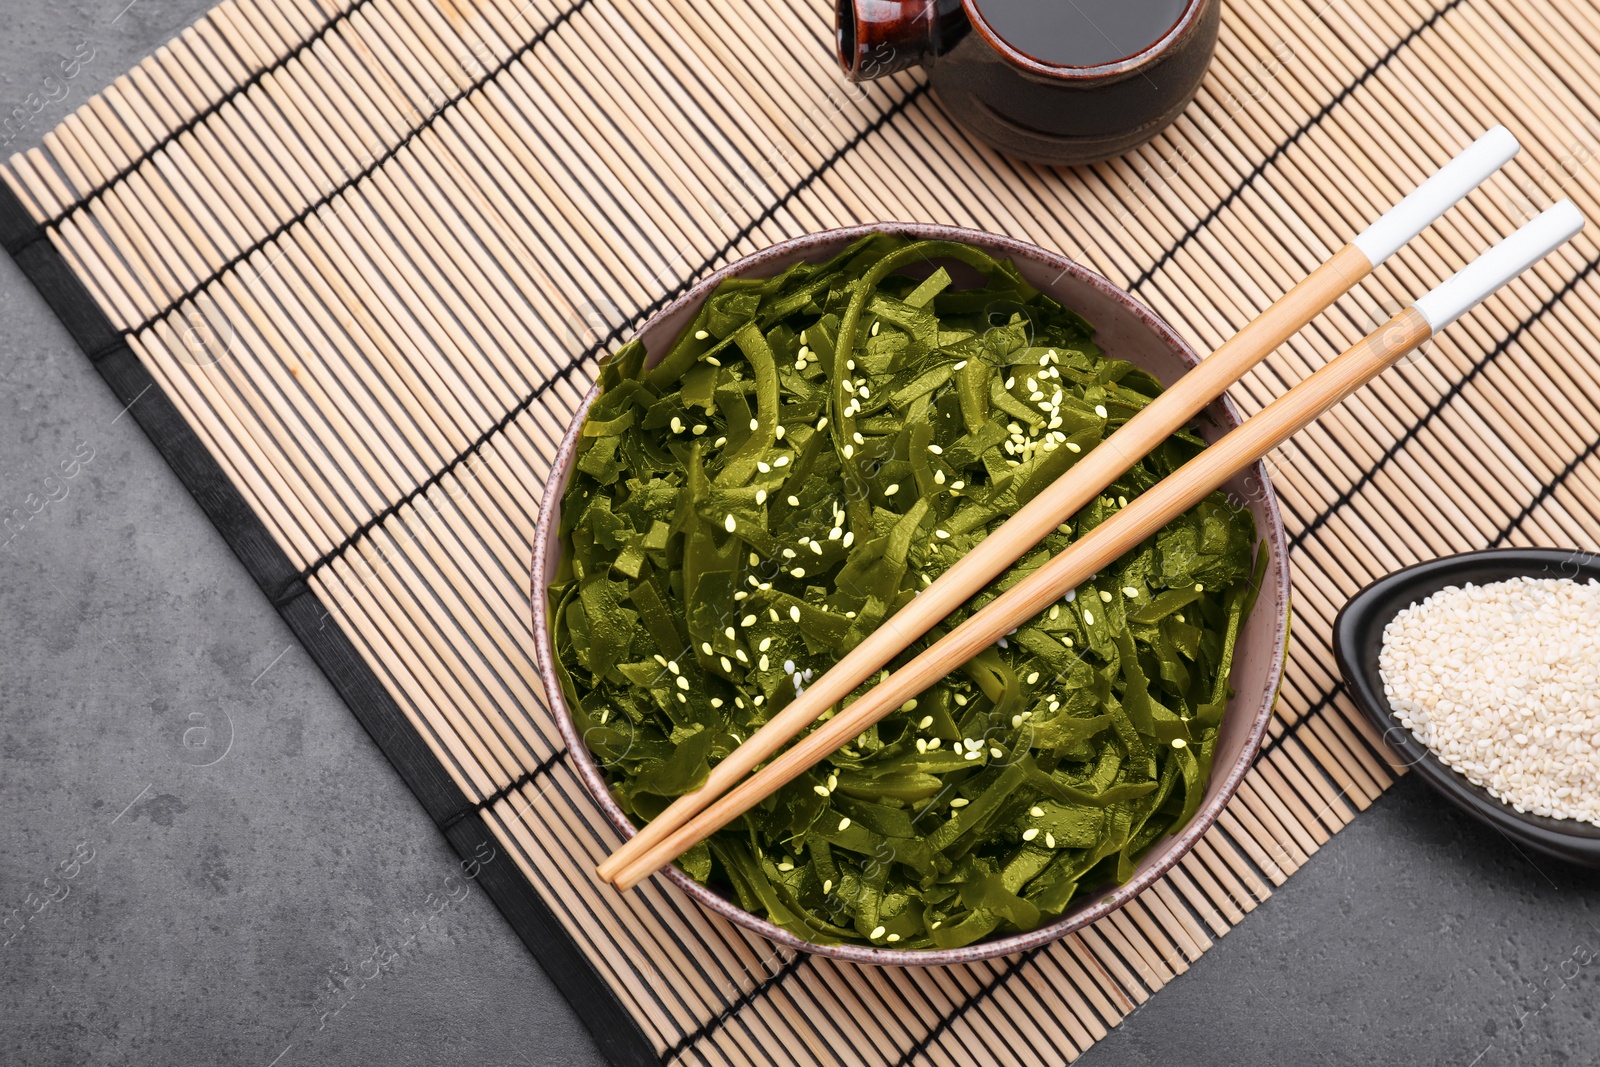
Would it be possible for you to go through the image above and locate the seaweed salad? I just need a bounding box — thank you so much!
[551,234,1263,949]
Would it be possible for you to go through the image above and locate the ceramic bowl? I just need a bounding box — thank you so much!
[530,222,1292,964]
[1333,547,1600,868]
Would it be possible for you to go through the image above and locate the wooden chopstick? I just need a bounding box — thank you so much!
[594,127,1520,885]
[608,200,1583,891]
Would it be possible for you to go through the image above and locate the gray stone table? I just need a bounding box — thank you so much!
[1,4,1595,1065]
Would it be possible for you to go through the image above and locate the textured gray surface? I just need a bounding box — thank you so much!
[1,4,1597,1066]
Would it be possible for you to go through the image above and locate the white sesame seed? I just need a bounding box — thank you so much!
[816,416,828,430]
[954,693,968,706]
[1030,806,1044,817]
[701,642,713,655]
[666,660,680,674]
[725,514,737,532]
[843,444,854,459]
[777,861,794,871]
[1005,377,1015,389]
[1066,442,1081,452]
[676,676,689,690]
[1084,611,1095,625]
[670,416,684,433]
[853,431,864,445]
[1045,834,1056,848]
[990,747,1003,758]
[1195,583,1205,592]
[870,924,885,939]
[787,495,800,506]
[918,715,934,729]
[936,529,950,539]
[714,437,727,446]
[1026,671,1039,684]
[886,484,899,496]
[930,920,942,930]
[749,418,759,431]
[838,817,851,831]
[1124,586,1140,598]
[1099,590,1113,602]
[814,785,831,797]
[693,424,707,435]
[1022,828,1039,841]
[724,626,736,640]
[887,934,901,942]
[749,553,760,566]
[775,425,786,440]
[823,879,833,894]
[1095,404,1108,418]
[694,329,710,340]
[843,531,855,548]
[756,489,767,505]
[791,567,806,577]
[916,738,928,754]
[950,797,968,807]
[757,461,771,473]
[790,606,801,623]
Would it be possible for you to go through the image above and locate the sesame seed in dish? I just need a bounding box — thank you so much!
[1379,576,1600,825]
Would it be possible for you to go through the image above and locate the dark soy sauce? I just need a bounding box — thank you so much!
[971,0,1192,67]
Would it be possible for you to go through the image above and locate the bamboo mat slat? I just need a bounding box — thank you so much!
[8,0,1600,1062]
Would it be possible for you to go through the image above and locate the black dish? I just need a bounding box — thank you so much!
[1333,548,1600,868]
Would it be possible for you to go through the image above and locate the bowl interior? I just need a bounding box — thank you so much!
[532,223,1291,962]
[1333,547,1600,868]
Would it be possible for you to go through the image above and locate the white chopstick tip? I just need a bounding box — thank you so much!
[1413,200,1584,332]
[1353,125,1520,265]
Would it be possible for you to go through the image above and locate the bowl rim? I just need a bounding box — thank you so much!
[1332,546,1600,868]
[530,221,1292,965]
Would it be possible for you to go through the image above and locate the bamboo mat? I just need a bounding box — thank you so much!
[5,0,1599,1061]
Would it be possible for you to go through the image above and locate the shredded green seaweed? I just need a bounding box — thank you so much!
[551,234,1262,948]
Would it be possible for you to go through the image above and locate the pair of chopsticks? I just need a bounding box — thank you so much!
[600,126,1582,893]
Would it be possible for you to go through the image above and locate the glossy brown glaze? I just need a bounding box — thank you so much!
[836,0,1219,166]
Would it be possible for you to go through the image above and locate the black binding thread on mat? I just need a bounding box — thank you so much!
[1288,251,1600,554]
[118,0,598,341]
[278,82,931,599]
[1125,0,1468,296]
[13,0,374,249]
[1491,432,1600,544]
[661,954,808,1064]
[891,949,1042,1067]
[444,747,570,828]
